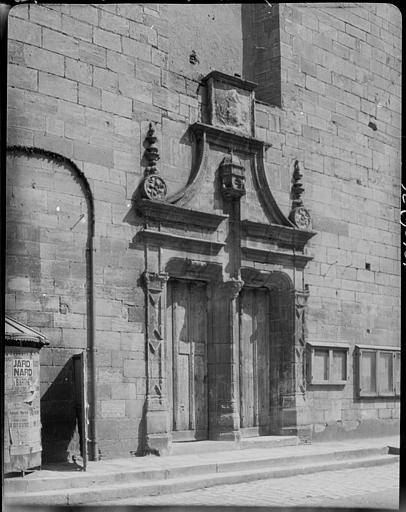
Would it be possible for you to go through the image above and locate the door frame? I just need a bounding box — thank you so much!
[238,285,271,437]
[164,258,222,443]
[167,278,209,441]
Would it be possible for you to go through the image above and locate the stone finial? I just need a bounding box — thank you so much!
[144,122,160,176]
[289,160,311,230]
[141,123,167,201]
[291,160,305,208]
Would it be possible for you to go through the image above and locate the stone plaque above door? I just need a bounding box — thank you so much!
[202,71,256,137]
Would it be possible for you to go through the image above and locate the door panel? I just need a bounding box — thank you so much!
[168,280,208,440]
[239,288,270,434]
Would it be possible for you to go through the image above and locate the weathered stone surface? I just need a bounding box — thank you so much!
[5,3,400,461]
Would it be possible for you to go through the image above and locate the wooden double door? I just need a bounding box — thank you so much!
[167,280,208,441]
[239,287,271,436]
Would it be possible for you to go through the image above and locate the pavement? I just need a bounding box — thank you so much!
[97,460,400,508]
[4,435,400,508]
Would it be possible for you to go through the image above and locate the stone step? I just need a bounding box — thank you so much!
[5,444,389,495]
[5,453,398,506]
[170,435,298,455]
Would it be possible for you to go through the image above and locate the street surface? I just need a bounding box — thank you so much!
[100,461,399,509]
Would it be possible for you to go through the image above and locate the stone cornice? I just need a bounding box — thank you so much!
[201,71,257,91]
[241,219,316,251]
[189,122,270,154]
[135,198,228,230]
[134,229,224,255]
[241,246,313,269]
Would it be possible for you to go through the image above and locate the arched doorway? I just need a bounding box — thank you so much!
[239,269,296,437]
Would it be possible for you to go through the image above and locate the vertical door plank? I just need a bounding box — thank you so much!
[191,283,208,436]
[166,281,174,430]
[240,289,255,428]
[173,281,190,431]
[256,289,270,429]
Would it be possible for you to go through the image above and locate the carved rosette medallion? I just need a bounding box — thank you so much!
[142,174,167,200]
[290,206,312,230]
[219,151,246,201]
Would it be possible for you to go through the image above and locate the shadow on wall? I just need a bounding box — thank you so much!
[41,358,81,464]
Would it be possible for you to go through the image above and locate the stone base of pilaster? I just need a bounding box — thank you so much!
[209,399,240,441]
[145,433,171,455]
[145,398,171,455]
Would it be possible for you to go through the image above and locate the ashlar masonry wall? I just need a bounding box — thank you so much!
[246,2,401,438]
[6,2,401,458]
[6,2,246,459]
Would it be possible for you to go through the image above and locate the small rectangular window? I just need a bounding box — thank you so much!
[313,349,329,382]
[357,346,400,398]
[360,350,377,395]
[394,352,401,396]
[307,341,349,386]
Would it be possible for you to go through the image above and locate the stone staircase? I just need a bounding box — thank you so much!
[4,436,399,506]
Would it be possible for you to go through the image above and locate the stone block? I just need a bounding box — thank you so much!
[65,58,92,85]
[102,91,132,117]
[39,72,77,102]
[123,358,145,378]
[152,86,179,112]
[125,399,144,419]
[122,37,151,62]
[118,419,139,440]
[99,10,130,36]
[8,64,38,91]
[93,67,119,93]
[9,18,42,46]
[101,400,126,418]
[119,75,152,104]
[106,50,135,75]
[111,382,137,399]
[78,40,107,67]
[94,27,122,52]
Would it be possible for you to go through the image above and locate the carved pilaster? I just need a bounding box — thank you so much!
[280,286,312,442]
[210,279,244,440]
[142,270,170,454]
[294,287,309,395]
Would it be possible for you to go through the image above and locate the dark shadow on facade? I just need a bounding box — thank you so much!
[41,358,78,464]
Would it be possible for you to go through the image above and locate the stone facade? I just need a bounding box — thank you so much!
[5,3,401,460]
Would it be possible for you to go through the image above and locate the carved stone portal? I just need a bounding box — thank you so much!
[142,271,170,454]
[132,71,316,451]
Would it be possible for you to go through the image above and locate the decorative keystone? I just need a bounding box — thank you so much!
[219,150,246,201]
